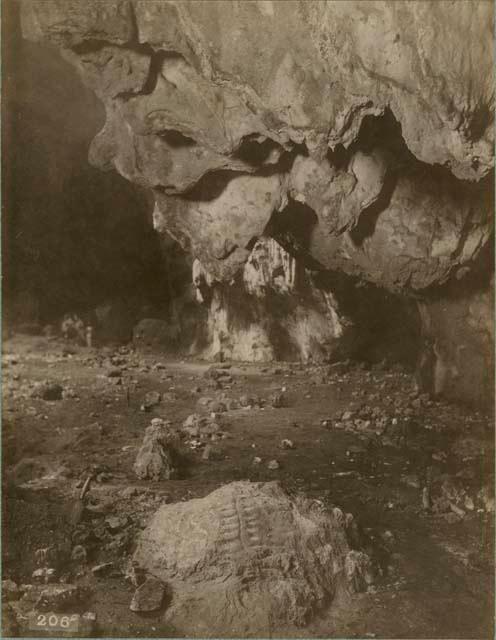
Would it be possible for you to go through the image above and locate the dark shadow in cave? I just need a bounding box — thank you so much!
[158,129,197,148]
[313,269,423,369]
[264,197,323,272]
[232,134,283,166]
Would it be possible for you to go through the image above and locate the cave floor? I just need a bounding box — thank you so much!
[2,334,494,639]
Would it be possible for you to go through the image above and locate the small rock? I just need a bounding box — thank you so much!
[35,584,91,612]
[91,563,115,577]
[134,421,178,481]
[209,400,227,413]
[143,391,161,409]
[31,382,63,401]
[239,394,259,408]
[130,577,166,613]
[345,550,374,592]
[401,474,421,489]
[449,502,465,518]
[120,487,139,499]
[270,392,286,408]
[106,368,122,378]
[280,439,294,449]
[71,545,87,563]
[182,413,205,437]
[2,579,22,602]
[32,568,57,584]
[267,459,280,470]
[105,516,129,532]
[252,456,262,465]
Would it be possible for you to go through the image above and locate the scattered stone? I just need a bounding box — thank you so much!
[270,392,286,408]
[2,579,22,602]
[71,545,87,563]
[96,472,112,483]
[267,459,280,470]
[478,485,495,513]
[105,516,129,532]
[91,563,114,577]
[345,550,374,592]
[182,413,222,438]
[130,577,166,613]
[134,420,179,481]
[182,413,206,437]
[328,361,351,376]
[31,382,63,401]
[120,487,139,499]
[35,584,91,612]
[401,474,421,489]
[32,568,57,584]
[209,400,227,413]
[143,390,161,410]
[239,394,259,408]
[106,368,122,378]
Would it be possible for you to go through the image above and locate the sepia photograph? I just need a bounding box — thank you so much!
[1,0,494,638]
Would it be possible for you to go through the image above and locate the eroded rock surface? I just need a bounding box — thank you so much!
[133,419,179,481]
[416,275,495,407]
[133,480,369,635]
[193,237,352,362]
[20,1,494,404]
[21,0,494,288]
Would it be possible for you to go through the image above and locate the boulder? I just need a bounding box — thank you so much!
[133,420,179,481]
[133,480,371,635]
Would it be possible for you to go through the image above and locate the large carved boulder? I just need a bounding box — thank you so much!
[133,481,372,636]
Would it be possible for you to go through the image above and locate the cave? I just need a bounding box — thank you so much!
[2,1,494,638]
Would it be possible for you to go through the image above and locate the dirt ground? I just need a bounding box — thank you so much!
[2,334,494,638]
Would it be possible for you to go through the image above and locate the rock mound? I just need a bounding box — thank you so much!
[133,480,371,635]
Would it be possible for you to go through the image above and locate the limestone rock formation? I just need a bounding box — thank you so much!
[133,480,371,635]
[21,1,494,403]
[21,0,494,288]
[193,237,351,362]
[416,275,495,407]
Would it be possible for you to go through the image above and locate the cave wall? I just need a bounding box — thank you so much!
[2,1,169,328]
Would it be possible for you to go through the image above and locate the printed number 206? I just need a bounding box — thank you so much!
[37,614,78,628]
